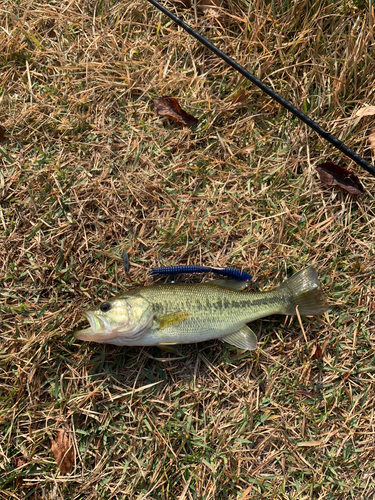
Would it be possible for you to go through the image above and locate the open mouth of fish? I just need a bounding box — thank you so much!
[74,312,119,341]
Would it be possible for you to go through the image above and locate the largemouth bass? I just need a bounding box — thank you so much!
[75,266,329,350]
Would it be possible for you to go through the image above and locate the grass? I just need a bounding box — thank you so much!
[1,0,375,498]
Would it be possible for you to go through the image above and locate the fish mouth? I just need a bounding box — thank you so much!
[74,308,154,344]
[74,312,115,342]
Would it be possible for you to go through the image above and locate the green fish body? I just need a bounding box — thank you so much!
[75,266,329,351]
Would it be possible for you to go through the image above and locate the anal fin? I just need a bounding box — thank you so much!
[222,326,257,351]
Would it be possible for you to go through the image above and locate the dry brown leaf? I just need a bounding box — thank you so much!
[51,429,74,474]
[369,131,375,152]
[315,161,364,195]
[0,125,6,143]
[311,342,323,360]
[14,457,27,486]
[333,77,346,94]
[238,485,253,500]
[154,97,198,127]
[230,90,247,105]
[15,457,27,467]
[355,106,375,117]
[222,90,248,114]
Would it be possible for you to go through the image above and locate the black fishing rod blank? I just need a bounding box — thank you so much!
[145,0,375,179]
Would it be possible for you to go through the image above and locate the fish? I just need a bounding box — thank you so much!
[74,266,329,351]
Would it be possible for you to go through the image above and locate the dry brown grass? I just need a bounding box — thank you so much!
[1,0,375,498]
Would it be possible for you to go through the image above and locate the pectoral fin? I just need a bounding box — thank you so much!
[156,312,190,330]
[222,326,258,351]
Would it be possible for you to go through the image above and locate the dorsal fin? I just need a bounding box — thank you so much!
[200,279,251,291]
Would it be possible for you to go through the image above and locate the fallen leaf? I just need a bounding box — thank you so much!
[230,90,247,105]
[15,457,27,466]
[154,97,198,126]
[51,429,74,474]
[315,161,364,195]
[238,485,253,500]
[355,106,375,117]
[14,457,27,486]
[222,90,248,114]
[369,131,375,152]
[0,125,6,143]
[311,342,323,360]
[333,77,346,94]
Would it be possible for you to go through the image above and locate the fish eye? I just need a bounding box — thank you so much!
[100,302,111,312]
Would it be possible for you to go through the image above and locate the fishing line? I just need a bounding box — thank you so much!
[145,0,375,178]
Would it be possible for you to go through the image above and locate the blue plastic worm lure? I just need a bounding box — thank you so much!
[149,265,252,280]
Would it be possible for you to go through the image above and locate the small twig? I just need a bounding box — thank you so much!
[295,305,308,345]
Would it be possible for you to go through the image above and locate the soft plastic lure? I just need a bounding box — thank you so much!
[149,265,252,280]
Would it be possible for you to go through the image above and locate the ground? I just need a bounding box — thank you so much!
[1,0,375,498]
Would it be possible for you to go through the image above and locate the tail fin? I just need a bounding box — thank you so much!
[278,266,329,316]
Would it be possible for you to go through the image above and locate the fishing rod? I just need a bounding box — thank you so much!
[146,0,375,179]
